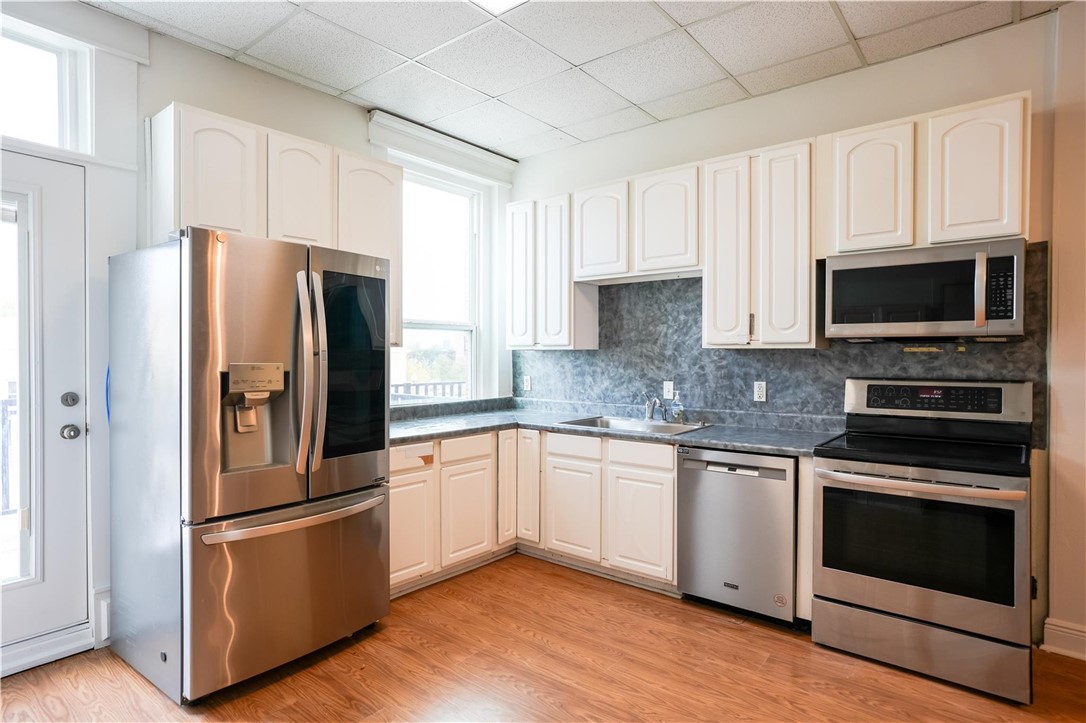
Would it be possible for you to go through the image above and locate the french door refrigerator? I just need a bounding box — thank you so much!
[109,226,390,703]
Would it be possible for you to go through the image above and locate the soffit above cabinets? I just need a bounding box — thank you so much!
[82,1,1064,160]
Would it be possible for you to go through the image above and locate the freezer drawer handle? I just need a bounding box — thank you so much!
[815,469,1025,501]
[200,495,386,545]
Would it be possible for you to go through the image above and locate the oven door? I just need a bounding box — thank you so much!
[813,457,1030,644]
[307,246,390,499]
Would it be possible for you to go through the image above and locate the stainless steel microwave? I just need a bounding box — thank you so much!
[825,238,1025,340]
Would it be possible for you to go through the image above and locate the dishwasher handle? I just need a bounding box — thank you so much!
[681,458,788,481]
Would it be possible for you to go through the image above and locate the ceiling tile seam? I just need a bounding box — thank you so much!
[301,7,410,64]
[648,1,683,31]
[678,27,753,100]
[228,2,307,61]
[848,1,986,41]
[401,18,502,63]
[680,2,757,30]
[91,2,234,56]
[828,0,870,67]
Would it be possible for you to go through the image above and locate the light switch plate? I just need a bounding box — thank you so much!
[663,381,674,400]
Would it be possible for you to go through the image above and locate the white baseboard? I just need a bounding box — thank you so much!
[93,586,111,648]
[1,623,95,677]
[1042,617,1086,660]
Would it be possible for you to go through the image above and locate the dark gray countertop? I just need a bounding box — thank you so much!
[391,411,841,458]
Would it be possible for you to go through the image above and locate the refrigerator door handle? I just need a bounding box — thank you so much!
[311,271,329,471]
[295,271,315,475]
[200,495,386,545]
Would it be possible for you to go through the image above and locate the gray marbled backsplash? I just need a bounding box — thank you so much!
[514,244,1049,447]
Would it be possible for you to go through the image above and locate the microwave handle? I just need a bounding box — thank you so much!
[974,251,988,328]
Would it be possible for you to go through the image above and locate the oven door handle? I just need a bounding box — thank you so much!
[815,469,1026,501]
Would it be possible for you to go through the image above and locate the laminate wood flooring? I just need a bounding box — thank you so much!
[3,554,1084,721]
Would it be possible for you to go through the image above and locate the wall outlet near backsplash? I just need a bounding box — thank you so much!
[522,375,531,392]
[754,381,767,403]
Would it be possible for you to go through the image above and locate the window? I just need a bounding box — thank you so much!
[0,17,91,153]
[391,175,479,405]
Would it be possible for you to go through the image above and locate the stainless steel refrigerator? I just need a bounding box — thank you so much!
[108,226,390,703]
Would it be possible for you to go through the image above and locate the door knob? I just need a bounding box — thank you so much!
[60,424,81,440]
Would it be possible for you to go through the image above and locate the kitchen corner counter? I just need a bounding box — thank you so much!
[391,411,841,458]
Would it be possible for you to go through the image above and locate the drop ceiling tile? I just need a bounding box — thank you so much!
[83,1,237,56]
[837,1,977,38]
[640,78,747,120]
[581,30,726,105]
[657,1,748,26]
[688,2,850,76]
[418,21,571,96]
[499,69,631,128]
[563,106,657,142]
[496,129,580,159]
[112,1,297,50]
[430,100,552,148]
[306,1,490,58]
[345,63,487,123]
[1021,1,1063,19]
[247,11,405,91]
[859,2,1013,64]
[736,44,862,96]
[237,54,342,94]
[501,1,675,65]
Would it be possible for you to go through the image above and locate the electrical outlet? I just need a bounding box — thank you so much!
[522,375,531,392]
[754,381,767,402]
[662,381,674,400]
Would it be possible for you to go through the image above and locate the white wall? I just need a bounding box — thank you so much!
[512,15,1055,246]
[1044,1,1086,660]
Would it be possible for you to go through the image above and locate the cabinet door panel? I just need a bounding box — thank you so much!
[440,458,495,567]
[389,469,438,586]
[179,108,262,237]
[702,157,751,346]
[536,194,572,347]
[835,122,914,252]
[268,131,333,248]
[606,464,674,581]
[517,430,541,543]
[497,430,517,545]
[506,201,535,347]
[337,151,403,345]
[758,143,811,345]
[544,456,601,562]
[928,97,1024,243]
[633,166,698,272]
[573,181,628,279]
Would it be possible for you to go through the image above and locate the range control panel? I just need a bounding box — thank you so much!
[866,384,1003,413]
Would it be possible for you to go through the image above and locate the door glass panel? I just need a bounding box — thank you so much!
[831,259,976,324]
[322,271,386,460]
[1,195,31,584]
[822,488,1016,605]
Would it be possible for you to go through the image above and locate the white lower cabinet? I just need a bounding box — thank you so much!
[604,440,675,582]
[389,468,439,586]
[440,457,495,568]
[497,429,518,545]
[544,434,603,562]
[516,429,541,543]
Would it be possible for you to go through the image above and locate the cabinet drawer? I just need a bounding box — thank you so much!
[441,433,493,463]
[608,439,674,470]
[546,433,602,460]
[390,442,434,473]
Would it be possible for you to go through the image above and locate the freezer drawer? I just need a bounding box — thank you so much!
[182,487,389,702]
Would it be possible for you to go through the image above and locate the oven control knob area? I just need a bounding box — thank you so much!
[897,398,911,407]
[870,397,882,407]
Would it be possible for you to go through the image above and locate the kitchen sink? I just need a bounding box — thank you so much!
[560,416,706,436]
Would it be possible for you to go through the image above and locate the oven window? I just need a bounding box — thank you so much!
[321,271,386,460]
[822,488,1016,606]
[831,259,975,324]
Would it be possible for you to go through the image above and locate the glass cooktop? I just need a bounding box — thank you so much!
[815,433,1030,477]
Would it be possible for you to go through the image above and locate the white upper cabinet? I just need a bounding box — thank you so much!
[337,150,404,347]
[632,166,699,273]
[536,194,573,347]
[267,131,333,248]
[702,156,751,346]
[928,96,1026,243]
[758,143,811,345]
[506,201,535,347]
[573,181,628,279]
[834,122,914,252]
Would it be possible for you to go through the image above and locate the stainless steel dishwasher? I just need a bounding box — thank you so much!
[676,447,796,622]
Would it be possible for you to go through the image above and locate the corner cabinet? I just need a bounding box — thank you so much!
[516,429,541,544]
[703,142,818,348]
[833,121,914,252]
[928,96,1026,243]
[497,429,517,545]
[507,195,598,350]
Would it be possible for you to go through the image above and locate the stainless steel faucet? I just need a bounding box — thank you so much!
[644,394,667,421]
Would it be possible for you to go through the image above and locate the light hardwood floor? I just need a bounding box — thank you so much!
[3,554,1084,721]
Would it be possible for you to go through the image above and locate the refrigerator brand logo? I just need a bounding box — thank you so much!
[722,582,739,590]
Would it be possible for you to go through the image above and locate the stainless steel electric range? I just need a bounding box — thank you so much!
[812,378,1033,704]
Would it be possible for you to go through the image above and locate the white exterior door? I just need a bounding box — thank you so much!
[632,166,698,272]
[834,122,914,252]
[267,131,333,248]
[1,151,89,673]
[573,181,628,279]
[702,156,751,346]
[388,468,438,586]
[543,456,601,562]
[506,201,535,348]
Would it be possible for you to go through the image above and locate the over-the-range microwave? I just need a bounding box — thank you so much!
[825,237,1025,341]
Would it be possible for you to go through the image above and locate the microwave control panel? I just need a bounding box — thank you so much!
[986,256,1016,320]
[866,384,1003,413]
